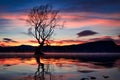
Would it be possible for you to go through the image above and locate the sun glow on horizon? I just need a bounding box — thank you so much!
[0,0,120,47]
[0,36,120,47]
[0,41,84,47]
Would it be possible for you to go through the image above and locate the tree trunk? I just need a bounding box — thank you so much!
[35,39,45,55]
[40,39,45,49]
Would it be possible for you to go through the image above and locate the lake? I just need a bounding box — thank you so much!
[0,52,120,80]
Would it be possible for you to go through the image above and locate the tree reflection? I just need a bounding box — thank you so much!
[34,53,52,80]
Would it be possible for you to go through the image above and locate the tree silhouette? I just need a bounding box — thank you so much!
[27,4,63,53]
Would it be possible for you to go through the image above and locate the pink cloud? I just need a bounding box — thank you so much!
[1,12,120,28]
[0,13,27,27]
[60,12,120,28]
[64,18,120,28]
[0,13,27,20]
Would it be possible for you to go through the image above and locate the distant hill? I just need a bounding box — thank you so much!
[0,40,120,52]
[0,45,35,52]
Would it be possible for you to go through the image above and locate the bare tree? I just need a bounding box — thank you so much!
[27,4,63,53]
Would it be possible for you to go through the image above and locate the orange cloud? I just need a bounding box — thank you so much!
[47,40,86,46]
[28,40,38,43]
[0,41,21,47]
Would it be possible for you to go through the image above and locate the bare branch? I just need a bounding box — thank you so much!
[27,4,63,47]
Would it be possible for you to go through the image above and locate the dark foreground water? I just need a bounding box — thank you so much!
[0,52,120,80]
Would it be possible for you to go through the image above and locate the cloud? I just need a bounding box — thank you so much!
[61,12,120,29]
[88,36,120,45]
[77,30,98,37]
[25,39,86,46]
[118,35,120,39]
[114,39,120,45]
[27,39,85,45]
[60,0,120,13]
[0,0,120,14]
[0,13,27,28]
[48,39,86,45]
[3,38,18,43]
[28,40,38,43]
[0,0,40,13]
[62,12,120,22]
[90,36,113,41]
[21,28,33,36]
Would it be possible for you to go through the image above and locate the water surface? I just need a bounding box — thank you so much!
[0,52,120,80]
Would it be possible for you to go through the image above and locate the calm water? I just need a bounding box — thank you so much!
[0,52,120,80]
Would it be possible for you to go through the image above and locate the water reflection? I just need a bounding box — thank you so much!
[0,53,120,80]
[34,54,52,80]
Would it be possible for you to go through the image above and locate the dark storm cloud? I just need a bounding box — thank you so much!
[3,38,18,43]
[77,30,98,37]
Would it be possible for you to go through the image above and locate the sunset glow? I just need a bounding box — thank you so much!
[0,57,106,69]
[0,0,120,46]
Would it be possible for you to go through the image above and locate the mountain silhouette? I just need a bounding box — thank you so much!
[0,40,120,52]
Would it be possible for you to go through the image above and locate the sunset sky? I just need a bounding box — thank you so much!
[0,0,120,46]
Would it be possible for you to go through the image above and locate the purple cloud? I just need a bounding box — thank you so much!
[3,38,18,43]
[77,30,98,37]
